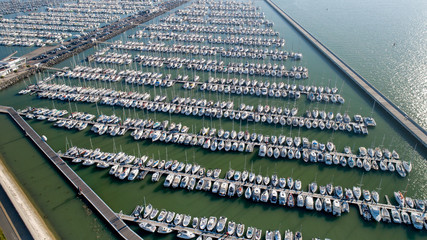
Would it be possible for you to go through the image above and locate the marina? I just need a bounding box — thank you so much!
[53,65,342,103]
[22,83,373,135]
[0,0,425,239]
[21,106,409,176]
[118,203,303,240]
[59,145,426,231]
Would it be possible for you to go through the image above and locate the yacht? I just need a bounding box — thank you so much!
[394,191,405,207]
[216,216,227,232]
[177,230,196,239]
[369,205,381,222]
[139,222,156,232]
[207,216,217,231]
[227,221,236,235]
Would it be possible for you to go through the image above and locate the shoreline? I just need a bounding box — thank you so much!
[0,157,57,240]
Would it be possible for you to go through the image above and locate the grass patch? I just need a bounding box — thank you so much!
[0,227,6,240]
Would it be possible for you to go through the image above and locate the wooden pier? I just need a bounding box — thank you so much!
[0,105,143,240]
[264,0,427,149]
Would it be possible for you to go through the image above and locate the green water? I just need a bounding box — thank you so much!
[0,0,426,239]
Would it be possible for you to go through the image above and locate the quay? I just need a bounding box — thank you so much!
[264,0,427,149]
[0,105,143,240]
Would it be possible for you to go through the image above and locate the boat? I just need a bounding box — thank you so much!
[246,226,254,239]
[315,198,323,211]
[177,230,196,239]
[192,217,199,228]
[157,210,167,222]
[371,191,379,203]
[394,191,405,207]
[143,204,153,218]
[396,162,406,177]
[415,199,425,211]
[411,212,424,230]
[183,215,191,227]
[139,222,156,232]
[309,182,318,193]
[381,208,391,223]
[324,198,332,213]
[149,208,159,219]
[166,211,175,223]
[353,186,361,200]
[227,221,236,235]
[305,196,314,210]
[363,189,371,202]
[236,223,245,237]
[174,213,183,226]
[297,194,304,207]
[157,226,173,234]
[369,205,382,222]
[216,216,227,232]
[401,211,411,224]
[391,208,402,224]
[199,217,208,230]
[333,200,341,216]
[261,190,269,202]
[207,216,217,231]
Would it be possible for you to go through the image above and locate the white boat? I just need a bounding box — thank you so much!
[410,212,424,230]
[333,200,341,216]
[353,186,361,200]
[391,208,402,224]
[315,198,323,211]
[139,222,156,232]
[157,226,172,234]
[305,196,314,210]
[236,223,245,237]
[369,205,381,222]
[245,187,252,199]
[216,216,227,232]
[227,221,236,235]
[394,191,406,207]
[206,216,217,231]
[177,230,196,239]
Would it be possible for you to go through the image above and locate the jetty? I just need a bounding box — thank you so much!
[264,0,427,149]
[0,105,143,240]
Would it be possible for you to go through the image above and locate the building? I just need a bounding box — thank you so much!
[0,57,26,77]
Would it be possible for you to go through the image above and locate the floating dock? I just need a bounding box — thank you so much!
[0,106,142,240]
[263,0,427,149]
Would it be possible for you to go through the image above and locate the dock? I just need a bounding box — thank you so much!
[59,150,426,219]
[19,108,407,176]
[264,0,427,149]
[0,105,143,240]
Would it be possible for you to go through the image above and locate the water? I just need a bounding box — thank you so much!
[0,0,426,239]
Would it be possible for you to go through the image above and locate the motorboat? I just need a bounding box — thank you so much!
[177,230,196,239]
